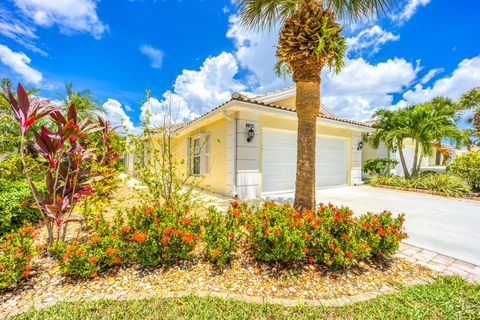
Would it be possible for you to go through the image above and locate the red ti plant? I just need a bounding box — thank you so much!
[6,83,103,245]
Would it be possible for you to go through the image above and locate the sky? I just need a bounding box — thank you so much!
[0,0,479,133]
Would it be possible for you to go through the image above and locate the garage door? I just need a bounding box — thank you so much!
[262,129,348,194]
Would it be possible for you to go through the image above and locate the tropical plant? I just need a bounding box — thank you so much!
[5,83,107,245]
[57,83,105,118]
[370,98,466,178]
[362,158,398,176]
[235,0,397,210]
[459,86,480,135]
[447,152,480,191]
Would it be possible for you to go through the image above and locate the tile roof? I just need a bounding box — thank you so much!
[176,92,372,132]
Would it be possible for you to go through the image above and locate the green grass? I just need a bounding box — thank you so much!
[9,276,480,320]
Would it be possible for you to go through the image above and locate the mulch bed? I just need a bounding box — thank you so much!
[371,184,480,201]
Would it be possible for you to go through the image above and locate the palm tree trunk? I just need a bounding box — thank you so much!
[416,148,423,173]
[397,139,410,179]
[293,77,320,211]
[411,141,419,176]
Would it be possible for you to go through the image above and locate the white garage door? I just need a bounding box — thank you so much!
[262,129,348,194]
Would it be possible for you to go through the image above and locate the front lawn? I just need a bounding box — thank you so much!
[9,276,480,320]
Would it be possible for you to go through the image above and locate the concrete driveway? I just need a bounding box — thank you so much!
[265,186,480,265]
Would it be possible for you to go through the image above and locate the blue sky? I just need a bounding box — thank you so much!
[0,0,479,132]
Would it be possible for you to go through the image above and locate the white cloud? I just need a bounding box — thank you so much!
[321,58,418,120]
[139,44,164,69]
[346,25,399,55]
[0,6,47,56]
[402,56,480,104]
[0,44,43,85]
[226,15,293,93]
[391,0,431,24]
[172,51,247,114]
[140,91,199,127]
[420,68,444,84]
[102,98,140,135]
[13,0,108,39]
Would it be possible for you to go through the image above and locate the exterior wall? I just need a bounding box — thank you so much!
[172,118,228,195]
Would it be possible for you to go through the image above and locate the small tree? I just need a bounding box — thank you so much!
[5,84,106,245]
[127,91,206,210]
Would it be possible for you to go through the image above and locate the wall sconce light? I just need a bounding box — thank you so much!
[247,127,255,143]
[357,141,364,151]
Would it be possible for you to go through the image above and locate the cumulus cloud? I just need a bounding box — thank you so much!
[226,15,293,93]
[139,44,164,69]
[140,91,198,127]
[0,44,43,85]
[346,25,399,55]
[102,98,140,135]
[13,0,108,39]
[391,0,431,24]
[172,52,246,114]
[321,58,418,120]
[402,56,480,104]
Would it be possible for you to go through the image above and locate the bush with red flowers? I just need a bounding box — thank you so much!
[203,206,243,267]
[306,204,370,269]
[245,201,308,262]
[358,211,407,256]
[0,226,38,289]
[50,218,127,278]
[124,206,201,267]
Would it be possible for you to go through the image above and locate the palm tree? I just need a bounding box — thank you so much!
[235,0,396,210]
[459,86,480,135]
[57,83,105,118]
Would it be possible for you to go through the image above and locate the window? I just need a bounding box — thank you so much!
[189,134,210,176]
[191,137,201,175]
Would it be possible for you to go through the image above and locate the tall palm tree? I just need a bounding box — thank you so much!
[57,83,105,118]
[235,0,396,210]
[459,86,480,135]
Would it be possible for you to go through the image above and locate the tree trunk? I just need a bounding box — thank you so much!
[397,139,410,179]
[293,70,321,211]
[411,141,419,176]
[416,148,423,173]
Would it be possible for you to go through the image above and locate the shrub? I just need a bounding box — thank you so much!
[369,173,471,197]
[0,226,38,290]
[307,204,370,269]
[447,152,480,191]
[50,219,126,278]
[124,206,201,267]
[0,180,45,235]
[362,158,398,176]
[203,204,243,267]
[245,202,308,262]
[0,154,45,181]
[358,212,407,256]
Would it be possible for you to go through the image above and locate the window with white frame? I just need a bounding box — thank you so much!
[189,134,210,176]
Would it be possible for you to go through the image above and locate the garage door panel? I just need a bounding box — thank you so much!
[262,129,347,193]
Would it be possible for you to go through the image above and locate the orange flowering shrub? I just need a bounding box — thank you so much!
[50,218,126,278]
[125,206,201,267]
[203,205,244,267]
[358,211,407,256]
[245,201,307,262]
[0,226,38,289]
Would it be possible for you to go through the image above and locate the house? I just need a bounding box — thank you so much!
[125,87,374,199]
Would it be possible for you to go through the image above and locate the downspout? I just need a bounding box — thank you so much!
[223,110,237,198]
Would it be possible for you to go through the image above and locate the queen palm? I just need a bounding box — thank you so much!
[58,83,105,118]
[459,86,480,135]
[236,0,396,210]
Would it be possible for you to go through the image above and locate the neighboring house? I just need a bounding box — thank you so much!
[125,87,373,199]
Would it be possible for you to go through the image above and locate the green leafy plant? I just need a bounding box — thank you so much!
[0,226,38,290]
[447,152,480,191]
[369,173,471,197]
[362,158,398,176]
[203,204,243,267]
[358,211,407,256]
[0,180,45,235]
